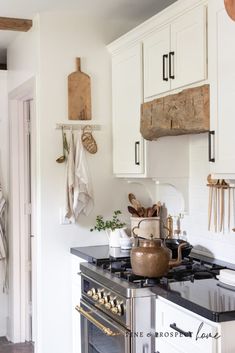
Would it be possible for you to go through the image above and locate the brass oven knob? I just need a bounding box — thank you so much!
[92,294,99,301]
[98,298,105,305]
[105,302,112,310]
[111,307,119,315]
[87,288,96,297]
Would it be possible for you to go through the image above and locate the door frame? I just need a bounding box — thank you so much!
[8,77,38,346]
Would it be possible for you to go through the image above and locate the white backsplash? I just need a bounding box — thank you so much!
[160,133,235,264]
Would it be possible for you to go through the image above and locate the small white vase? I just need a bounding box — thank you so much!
[106,229,121,248]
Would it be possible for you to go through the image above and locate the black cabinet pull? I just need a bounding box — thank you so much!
[170,323,192,337]
[208,130,215,162]
[169,51,175,79]
[135,141,140,165]
[162,54,168,81]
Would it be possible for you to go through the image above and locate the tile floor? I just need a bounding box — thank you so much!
[0,337,34,353]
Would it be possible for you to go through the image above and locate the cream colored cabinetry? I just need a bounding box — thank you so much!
[156,297,235,353]
[209,0,235,177]
[111,43,189,178]
[144,5,207,99]
[108,0,208,178]
[143,26,171,98]
[155,298,218,353]
[112,44,145,175]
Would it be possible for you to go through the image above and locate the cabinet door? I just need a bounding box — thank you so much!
[209,1,235,175]
[155,339,184,353]
[156,299,218,353]
[143,26,171,98]
[112,44,144,175]
[171,5,207,90]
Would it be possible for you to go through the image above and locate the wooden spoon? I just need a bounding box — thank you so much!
[128,193,142,211]
[156,201,162,217]
[207,174,217,231]
[148,204,158,217]
[128,193,136,204]
[137,207,145,217]
[128,206,140,217]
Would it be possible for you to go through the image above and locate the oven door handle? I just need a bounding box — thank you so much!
[75,305,121,336]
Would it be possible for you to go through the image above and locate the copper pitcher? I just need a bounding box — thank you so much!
[131,237,186,278]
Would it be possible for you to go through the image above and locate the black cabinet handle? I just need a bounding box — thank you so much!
[169,51,175,79]
[162,54,168,81]
[208,130,215,162]
[170,323,192,337]
[135,141,140,165]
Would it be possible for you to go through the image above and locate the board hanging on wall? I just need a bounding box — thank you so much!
[68,57,92,120]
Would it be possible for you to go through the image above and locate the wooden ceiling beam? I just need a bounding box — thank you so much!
[0,17,32,32]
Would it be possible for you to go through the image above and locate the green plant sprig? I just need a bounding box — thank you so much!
[90,210,126,232]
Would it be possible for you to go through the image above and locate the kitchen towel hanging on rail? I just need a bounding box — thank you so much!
[64,130,94,223]
[73,130,94,218]
[65,130,75,222]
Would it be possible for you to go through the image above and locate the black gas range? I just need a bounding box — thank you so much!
[72,245,235,353]
[95,256,225,287]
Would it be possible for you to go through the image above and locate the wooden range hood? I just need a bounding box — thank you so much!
[141,84,210,141]
[0,16,32,32]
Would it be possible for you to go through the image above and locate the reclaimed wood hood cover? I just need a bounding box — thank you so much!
[141,84,210,141]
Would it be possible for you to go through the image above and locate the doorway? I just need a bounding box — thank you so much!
[8,78,37,349]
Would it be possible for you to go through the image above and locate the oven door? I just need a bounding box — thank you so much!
[76,299,130,353]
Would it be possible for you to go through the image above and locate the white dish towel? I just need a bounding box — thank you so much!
[65,131,75,222]
[73,130,94,220]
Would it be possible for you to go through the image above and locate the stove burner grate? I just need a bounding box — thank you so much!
[97,256,226,287]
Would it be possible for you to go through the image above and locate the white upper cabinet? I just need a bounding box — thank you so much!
[171,5,207,90]
[143,5,207,100]
[112,44,145,175]
[144,26,171,98]
[209,0,235,176]
[108,0,206,178]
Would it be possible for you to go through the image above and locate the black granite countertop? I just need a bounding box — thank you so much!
[71,245,235,322]
[151,278,235,322]
[70,245,131,263]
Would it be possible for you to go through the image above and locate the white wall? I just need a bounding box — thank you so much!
[7,10,147,353]
[38,12,145,353]
[7,17,40,92]
[0,70,8,337]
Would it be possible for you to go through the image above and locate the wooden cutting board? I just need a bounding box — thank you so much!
[68,58,92,120]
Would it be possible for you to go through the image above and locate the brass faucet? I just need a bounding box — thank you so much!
[163,215,174,239]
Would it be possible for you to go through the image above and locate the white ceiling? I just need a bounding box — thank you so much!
[0,0,177,62]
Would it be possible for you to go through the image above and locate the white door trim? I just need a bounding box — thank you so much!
[8,77,38,346]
